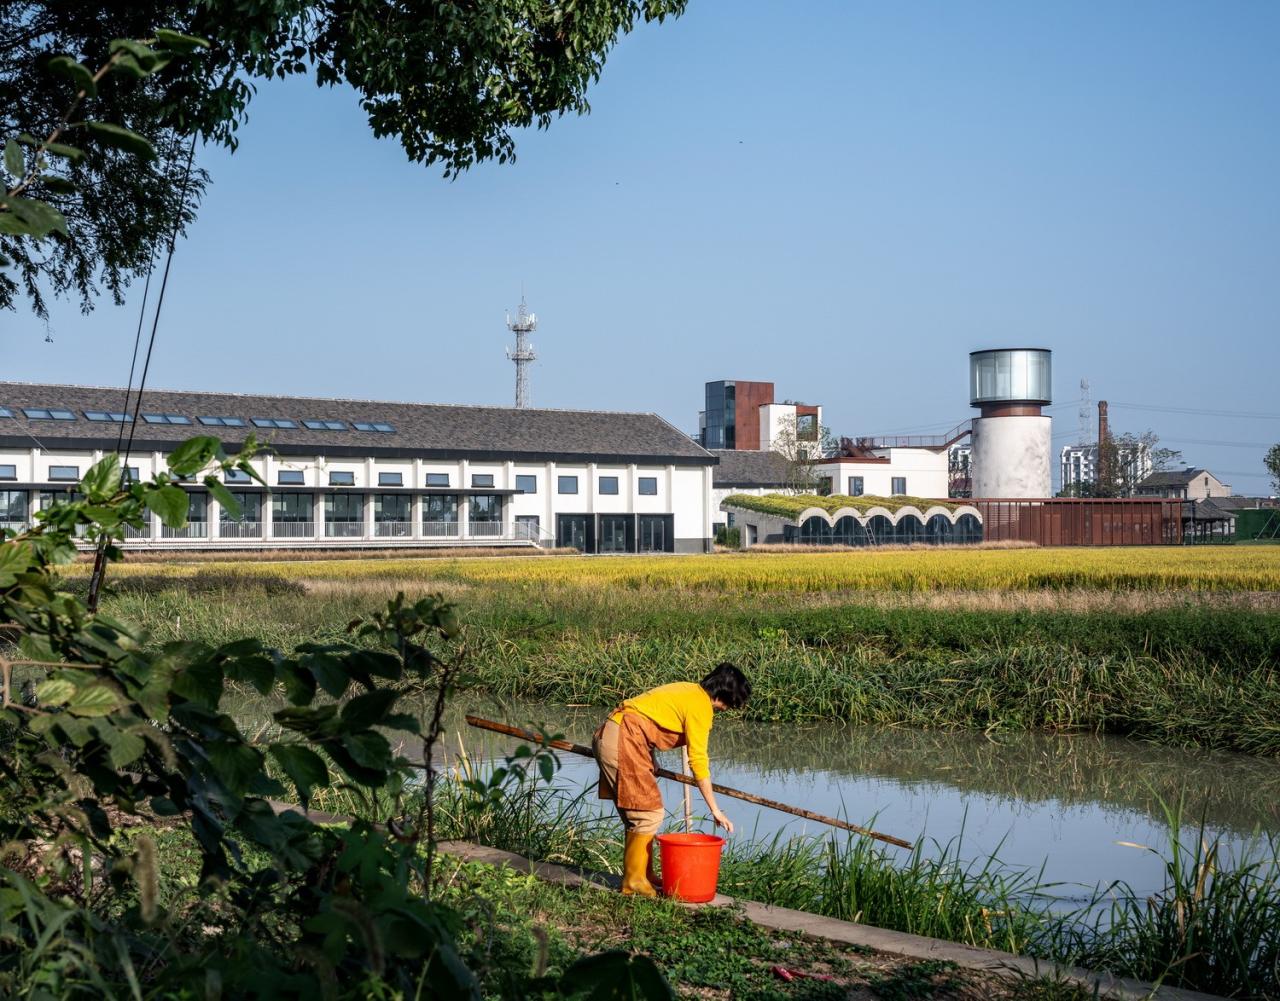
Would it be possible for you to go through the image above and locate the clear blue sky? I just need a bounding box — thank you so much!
[13,0,1280,492]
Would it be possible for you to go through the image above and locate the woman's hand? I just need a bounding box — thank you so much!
[711,808,734,835]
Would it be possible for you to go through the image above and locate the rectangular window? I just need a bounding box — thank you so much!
[818,476,833,496]
[425,473,450,487]
[377,471,403,487]
[186,493,208,524]
[891,477,907,495]
[0,465,15,480]
[225,468,252,484]
[515,514,540,540]
[0,490,29,523]
[303,419,347,431]
[558,475,579,495]
[142,413,190,425]
[374,494,410,521]
[638,476,658,496]
[48,465,79,481]
[848,476,864,497]
[198,415,245,427]
[353,421,394,433]
[424,494,458,523]
[470,494,502,523]
[598,476,619,495]
[328,470,355,486]
[0,408,11,418]
[85,411,128,423]
[123,466,140,483]
[471,473,495,488]
[515,474,537,493]
[271,493,313,522]
[325,493,363,523]
[251,417,296,429]
[796,413,818,440]
[24,408,76,421]
[278,470,305,485]
[219,491,262,524]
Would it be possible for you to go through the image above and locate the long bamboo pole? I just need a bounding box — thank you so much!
[465,715,912,850]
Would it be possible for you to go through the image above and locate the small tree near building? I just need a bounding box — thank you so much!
[1098,429,1182,497]
[770,413,839,492]
[1265,443,1280,495]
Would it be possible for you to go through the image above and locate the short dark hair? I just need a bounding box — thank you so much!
[700,662,751,710]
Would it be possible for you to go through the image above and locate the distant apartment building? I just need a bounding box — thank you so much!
[1060,441,1153,494]
[697,380,822,453]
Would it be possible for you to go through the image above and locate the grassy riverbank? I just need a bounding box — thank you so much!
[430,762,1280,1000]
[95,567,1280,755]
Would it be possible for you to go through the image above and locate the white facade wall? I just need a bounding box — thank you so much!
[1,444,712,553]
[758,403,824,453]
[812,447,950,499]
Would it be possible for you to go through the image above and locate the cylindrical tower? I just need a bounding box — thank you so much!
[969,348,1052,497]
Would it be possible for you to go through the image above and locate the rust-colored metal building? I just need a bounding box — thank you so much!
[972,497,1184,546]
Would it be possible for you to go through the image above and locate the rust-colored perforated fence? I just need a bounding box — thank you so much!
[971,498,1184,546]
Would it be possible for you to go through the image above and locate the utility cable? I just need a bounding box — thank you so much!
[114,261,157,453]
[87,132,198,613]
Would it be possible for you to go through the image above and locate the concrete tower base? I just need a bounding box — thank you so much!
[971,415,1052,498]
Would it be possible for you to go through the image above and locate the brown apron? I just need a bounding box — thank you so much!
[595,708,685,812]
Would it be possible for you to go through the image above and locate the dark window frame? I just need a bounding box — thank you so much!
[425,473,450,487]
[277,470,305,486]
[328,470,356,486]
[638,476,658,496]
[377,471,404,487]
[48,465,80,481]
[515,474,537,494]
[557,475,579,495]
[470,473,495,488]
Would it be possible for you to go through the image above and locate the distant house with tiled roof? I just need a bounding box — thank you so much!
[1136,467,1231,501]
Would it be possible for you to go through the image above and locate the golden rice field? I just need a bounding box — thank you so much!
[84,545,1280,593]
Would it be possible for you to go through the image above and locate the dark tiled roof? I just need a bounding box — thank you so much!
[1139,468,1208,487]
[710,449,793,487]
[1189,498,1236,521]
[0,382,715,465]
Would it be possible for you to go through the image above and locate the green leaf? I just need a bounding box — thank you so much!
[269,744,330,805]
[340,730,391,770]
[47,55,97,97]
[154,29,210,52]
[33,678,75,705]
[167,436,221,477]
[84,122,156,161]
[3,196,67,237]
[108,39,164,74]
[4,139,23,180]
[38,175,77,195]
[0,541,34,587]
[206,742,263,795]
[80,454,120,501]
[43,142,85,163]
[66,682,121,717]
[93,721,146,768]
[340,689,400,731]
[144,484,188,528]
[205,479,241,519]
[558,951,675,1001]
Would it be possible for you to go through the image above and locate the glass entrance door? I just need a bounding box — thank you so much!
[638,515,667,553]
[599,515,630,553]
[557,514,588,551]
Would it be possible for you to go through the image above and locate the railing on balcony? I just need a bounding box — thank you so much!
[161,522,208,540]
[325,521,365,538]
[374,520,414,538]
[219,521,263,539]
[468,521,504,538]
[422,520,460,539]
[271,521,315,539]
[123,523,151,540]
[0,520,28,536]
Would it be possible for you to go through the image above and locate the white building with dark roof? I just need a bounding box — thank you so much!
[0,382,718,553]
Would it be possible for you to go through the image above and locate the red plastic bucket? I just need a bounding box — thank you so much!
[656,832,725,902]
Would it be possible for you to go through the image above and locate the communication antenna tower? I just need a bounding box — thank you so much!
[505,296,537,409]
[1078,377,1091,446]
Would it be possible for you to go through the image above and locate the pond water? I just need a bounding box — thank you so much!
[442,698,1280,905]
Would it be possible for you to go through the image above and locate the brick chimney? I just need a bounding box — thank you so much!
[1097,400,1110,488]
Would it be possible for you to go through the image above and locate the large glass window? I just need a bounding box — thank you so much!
[891,477,907,495]
[0,490,29,528]
[470,495,502,522]
[557,475,578,495]
[848,476,864,496]
[219,491,262,533]
[515,474,537,493]
[638,476,658,496]
[325,494,363,537]
[374,494,410,536]
[424,494,458,523]
[270,494,312,538]
[598,476,619,495]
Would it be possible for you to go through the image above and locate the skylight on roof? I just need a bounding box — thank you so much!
[24,408,76,421]
[251,418,297,429]
[142,413,191,425]
[353,421,395,433]
[302,419,347,431]
[199,415,246,427]
[85,411,128,422]
[0,408,12,418]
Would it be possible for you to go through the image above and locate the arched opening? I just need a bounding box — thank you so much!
[956,513,983,544]
[865,515,894,545]
[895,514,925,545]
[799,515,833,545]
[832,515,867,547]
[926,513,954,545]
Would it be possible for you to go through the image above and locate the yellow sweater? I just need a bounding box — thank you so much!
[615,682,714,780]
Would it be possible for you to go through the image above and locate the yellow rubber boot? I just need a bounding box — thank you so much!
[621,832,657,897]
